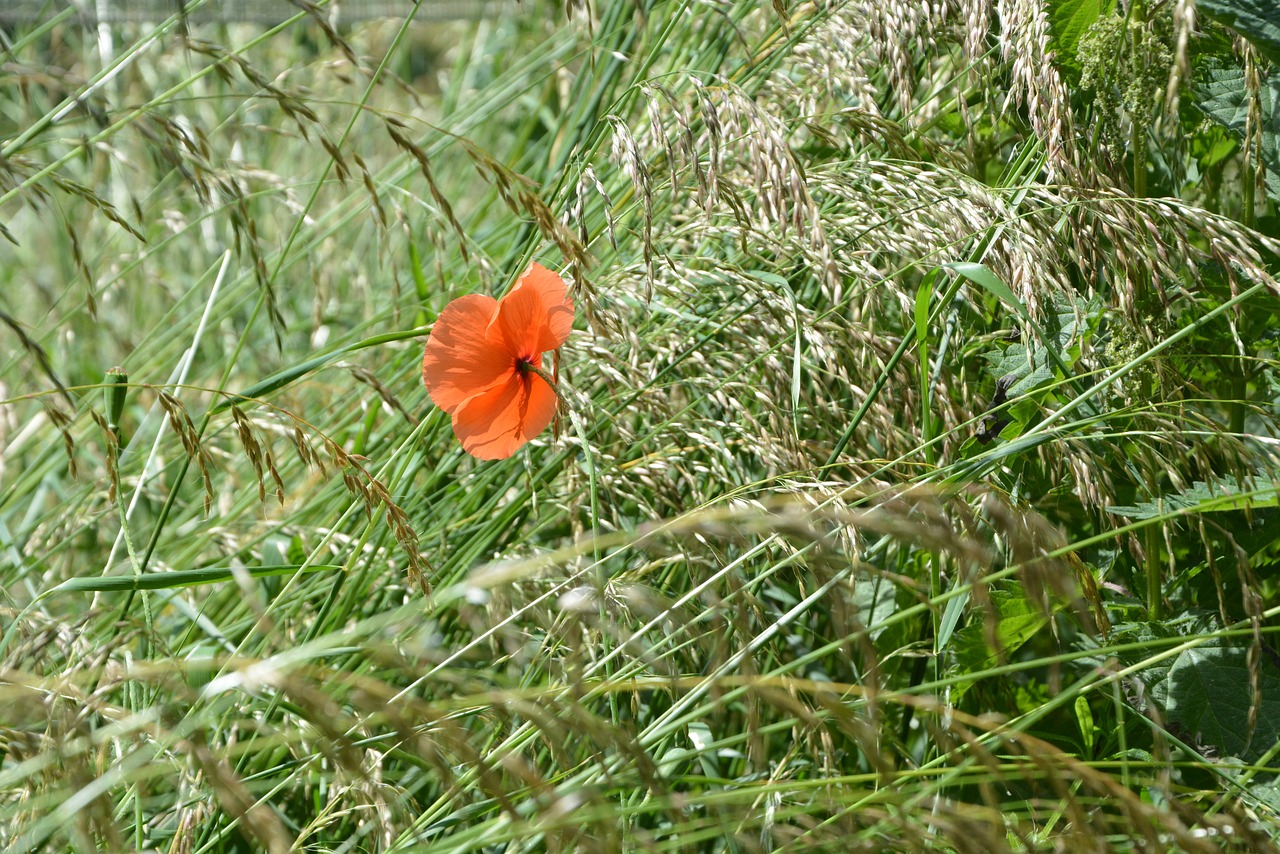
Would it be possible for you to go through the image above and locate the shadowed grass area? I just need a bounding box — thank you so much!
[4,0,1280,851]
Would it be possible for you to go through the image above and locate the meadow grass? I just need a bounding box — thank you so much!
[4,0,1280,851]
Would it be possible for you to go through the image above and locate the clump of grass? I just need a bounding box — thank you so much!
[4,1,1280,851]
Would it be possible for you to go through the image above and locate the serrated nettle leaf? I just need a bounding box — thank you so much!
[1105,475,1280,518]
[1196,62,1280,201]
[981,293,1102,394]
[1107,614,1229,709]
[1196,0,1280,66]
[983,349,1056,395]
[1164,641,1280,762]
[958,271,1102,449]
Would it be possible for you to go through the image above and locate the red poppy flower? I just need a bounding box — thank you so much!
[422,263,573,460]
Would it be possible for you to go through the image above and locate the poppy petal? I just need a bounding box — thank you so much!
[520,368,559,443]
[493,263,574,358]
[520,262,575,352]
[422,294,511,414]
[450,372,531,460]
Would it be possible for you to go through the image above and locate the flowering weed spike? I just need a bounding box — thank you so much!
[422,263,573,460]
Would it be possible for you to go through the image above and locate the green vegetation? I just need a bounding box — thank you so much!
[5,0,1280,849]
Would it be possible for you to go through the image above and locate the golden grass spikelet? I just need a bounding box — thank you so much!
[43,401,78,480]
[62,219,97,318]
[229,405,286,506]
[89,409,120,503]
[0,309,74,407]
[607,115,656,299]
[185,740,293,853]
[323,437,431,593]
[285,0,362,70]
[157,390,214,514]
[49,173,145,242]
[383,116,469,263]
[356,151,389,228]
[996,0,1076,175]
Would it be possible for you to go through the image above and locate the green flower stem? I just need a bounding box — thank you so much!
[519,359,565,404]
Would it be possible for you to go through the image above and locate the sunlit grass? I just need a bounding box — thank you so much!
[3,1,1280,851]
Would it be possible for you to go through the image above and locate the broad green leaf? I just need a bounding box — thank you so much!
[1196,0,1280,66]
[1046,0,1116,80]
[1074,694,1096,754]
[853,575,899,642]
[1105,475,1280,518]
[1107,619,1204,706]
[1165,641,1280,762]
[950,586,1050,697]
[1196,62,1280,201]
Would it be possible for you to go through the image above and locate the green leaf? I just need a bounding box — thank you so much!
[1046,0,1116,80]
[1195,62,1280,201]
[981,292,1101,398]
[950,586,1050,689]
[51,563,340,593]
[945,262,1031,327]
[214,326,427,413]
[1196,0,1280,66]
[1074,694,1096,755]
[950,265,1100,396]
[1164,641,1280,762]
[1105,475,1280,518]
[853,576,899,642]
[1109,619,1209,704]
[937,587,970,651]
[916,273,936,451]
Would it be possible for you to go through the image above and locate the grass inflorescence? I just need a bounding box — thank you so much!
[4,0,1280,851]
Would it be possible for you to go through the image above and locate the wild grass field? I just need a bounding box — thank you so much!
[5,0,1280,850]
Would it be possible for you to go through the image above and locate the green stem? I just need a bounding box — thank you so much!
[1131,0,1148,198]
[1130,118,1147,198]
[1145,515,1162,621]
[520,360,565,403]
[1228,353,1248,437]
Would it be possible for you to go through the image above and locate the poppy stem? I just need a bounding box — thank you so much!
[520,360,565,404]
